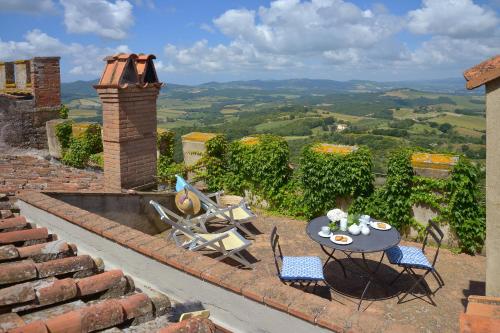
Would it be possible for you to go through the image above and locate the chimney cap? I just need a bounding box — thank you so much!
[94,53,162,89]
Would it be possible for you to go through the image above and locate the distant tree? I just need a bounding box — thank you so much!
[323,117,336,125]
[438,123,453,133]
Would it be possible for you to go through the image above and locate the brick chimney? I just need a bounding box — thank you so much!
[31,57,61,109]
[94,53,162,191]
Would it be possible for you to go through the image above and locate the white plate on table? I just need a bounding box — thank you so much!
[370,221,392,231]
[330,234,353,245]
[318,230,332,238]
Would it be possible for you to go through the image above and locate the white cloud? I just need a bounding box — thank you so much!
[200,23,215,33]
[164,39,302,73]
[160,0,500,80]
[408,0,498,38]
[60,0,134,39]
[0,0,55,13]
[213,0,402,54]
[406,36,500,67]
[0,29,130,77]
[164,0,404,74]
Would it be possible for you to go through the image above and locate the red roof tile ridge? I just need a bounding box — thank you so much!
[464,55,500,89]
[8,293,155,333]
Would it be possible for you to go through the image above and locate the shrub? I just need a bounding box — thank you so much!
[448,158,485,253]
[351,148,485,253]
[157,131,175,161]
[194,134,229,192]
[82,124,103,155]
[55,121,73,149]
[226,134,292,202]
[59,104,69,119]
[62,138,90,168]
[300,144,374,218]
[60,123,103,169]
[88,152,103,168]
[156,130,185,187]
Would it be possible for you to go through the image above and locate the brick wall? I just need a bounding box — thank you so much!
[97,86,159,191]
[31,57,61,110]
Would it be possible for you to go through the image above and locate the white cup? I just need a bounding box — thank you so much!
[321,226,330,234]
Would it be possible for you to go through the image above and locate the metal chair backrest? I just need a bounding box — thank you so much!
[270,226,284,276]
[176,174,218,211]
[149,200,198,238]
[422,221,444,269]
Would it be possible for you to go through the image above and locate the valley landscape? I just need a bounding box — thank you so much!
[63,78,486,173]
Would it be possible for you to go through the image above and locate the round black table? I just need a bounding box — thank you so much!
[306,215,401,310]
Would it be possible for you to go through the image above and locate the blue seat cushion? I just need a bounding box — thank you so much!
[280,256,324,281]
[386,246,433,270]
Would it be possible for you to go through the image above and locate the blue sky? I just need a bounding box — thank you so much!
[0,0,499,84]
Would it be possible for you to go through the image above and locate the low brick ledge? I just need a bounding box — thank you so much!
[15,190,401,333]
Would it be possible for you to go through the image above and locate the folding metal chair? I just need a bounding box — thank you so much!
[385,221,445,305]
[150,200,254,269]
[270,226,325,291]
[175,175,256,237]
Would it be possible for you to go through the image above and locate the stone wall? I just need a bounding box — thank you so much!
[0,96,57,149]
[0,57,61,150]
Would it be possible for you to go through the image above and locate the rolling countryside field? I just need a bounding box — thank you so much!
[62,79,485,173]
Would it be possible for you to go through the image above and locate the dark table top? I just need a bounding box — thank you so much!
[306,215,401,253]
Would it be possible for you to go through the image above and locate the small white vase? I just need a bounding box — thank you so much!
[361,224,370,236]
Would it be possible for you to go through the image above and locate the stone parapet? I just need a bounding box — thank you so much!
[181,132,218,181]
[411,152,458,179]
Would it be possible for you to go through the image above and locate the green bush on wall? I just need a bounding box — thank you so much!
[226,134,292,203]
[350,148,414,231]
[55,121,73,149]
[157,130,185,187]
[300,144,374,218]
[193,134,229,192]
[61,124,103,168]
[351,147,485,254]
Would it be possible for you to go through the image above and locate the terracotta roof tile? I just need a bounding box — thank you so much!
[0,213,206,332]
[0,155,215,333]
[95,53,162,89]
[464,55,500,89]
[0,228,48,245]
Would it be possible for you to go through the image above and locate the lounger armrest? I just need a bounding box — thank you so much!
[206,190,224,205]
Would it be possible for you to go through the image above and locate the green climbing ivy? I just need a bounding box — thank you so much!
[226,134,292,204]
[55,121,73,149]
[193,134,229,192]
[156,130,185,187]
[447,158,485,254]
[61,124,103,168]
[350,147,485,253]
[300,144,374,218]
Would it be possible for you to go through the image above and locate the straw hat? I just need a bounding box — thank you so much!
[175,189,201,215]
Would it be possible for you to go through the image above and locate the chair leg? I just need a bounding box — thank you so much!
[390,268,406,285]
[398,270,435,306]
[236,223,255,238]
